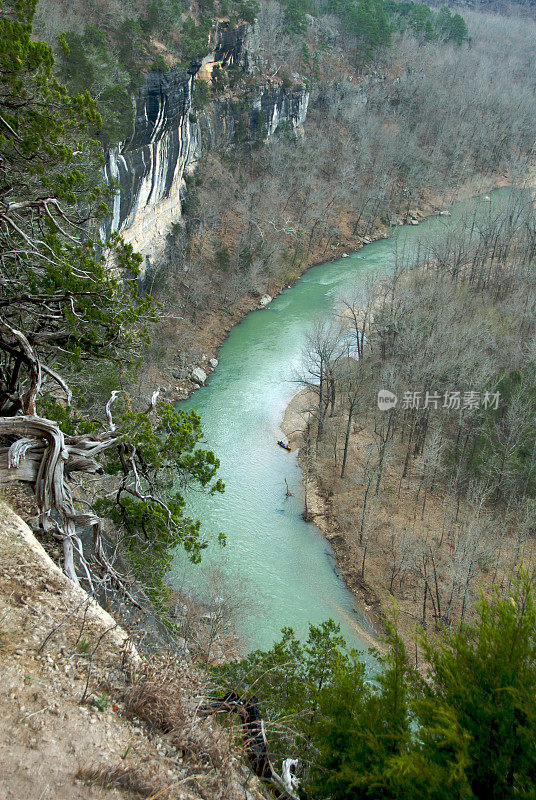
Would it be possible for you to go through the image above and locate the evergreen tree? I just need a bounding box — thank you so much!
[0,0,224,594]
[305,617,410,799]
[211,577,536,799]
[346,0,391,64]
[421,574,536,799]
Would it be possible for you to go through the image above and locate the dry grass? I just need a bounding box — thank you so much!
[76,763,173,799]
[125,659,188,734]
[123,657,244,799]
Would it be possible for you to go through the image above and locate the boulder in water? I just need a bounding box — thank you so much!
[209,358,218,368]
[191,367,207,385]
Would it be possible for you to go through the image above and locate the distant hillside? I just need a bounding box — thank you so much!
[428,0,536,16]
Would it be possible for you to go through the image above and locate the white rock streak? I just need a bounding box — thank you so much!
[104,71,309,268]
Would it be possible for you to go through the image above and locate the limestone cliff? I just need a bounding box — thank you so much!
[201,84,309,148]
[102,68,201,260]
[102,22,309,265]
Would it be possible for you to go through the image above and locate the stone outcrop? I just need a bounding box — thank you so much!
[102,68,200,261]
[200,84,309,150]
[101,22,309,268]
[191,367,208,385]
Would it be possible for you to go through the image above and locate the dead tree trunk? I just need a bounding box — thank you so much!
[202,693,299,800]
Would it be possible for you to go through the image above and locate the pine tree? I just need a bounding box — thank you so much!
[421,573,536,800]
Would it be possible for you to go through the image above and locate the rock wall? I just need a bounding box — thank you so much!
[102,23,309,266]
[102,68,201,261]
[201,83,309,149]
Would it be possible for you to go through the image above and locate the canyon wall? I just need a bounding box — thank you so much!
[102,23,309,266]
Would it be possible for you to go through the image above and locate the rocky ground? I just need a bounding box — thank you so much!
[0,501,265,800]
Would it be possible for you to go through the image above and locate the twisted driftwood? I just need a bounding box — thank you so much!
[0,415,116,585]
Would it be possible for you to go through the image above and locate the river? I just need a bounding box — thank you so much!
[171,187,513,658]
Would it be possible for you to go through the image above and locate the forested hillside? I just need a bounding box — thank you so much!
[49,0,532,398]
[2,0,536,797]
[286,187,536,640]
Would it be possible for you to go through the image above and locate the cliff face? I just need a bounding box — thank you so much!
[201,84,309,149]
[103,68,200,259]
[102,23,309,264]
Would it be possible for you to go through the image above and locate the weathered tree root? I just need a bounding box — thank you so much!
[0,415,113,582]
[0,388,162,593]
[202,692,299,800]
[0,413,139,609]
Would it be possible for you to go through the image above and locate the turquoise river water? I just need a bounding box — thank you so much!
[171,187,513,658]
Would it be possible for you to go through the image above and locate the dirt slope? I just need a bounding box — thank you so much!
[0,502,256,800]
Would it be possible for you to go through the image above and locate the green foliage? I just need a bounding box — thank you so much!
[215,244,231,272]
[140,0,183,37]
[0,1,151,377]
[182,173,201,218]
[280,71,293,89]
[212,619,354,762]
[294,0,470,65]
[1,3,225,614]
[56,27,133,147]
[116,17,151,80]
[213,577,536,799]
[180,16,212,68]
[76,637,91,654]
[56,0,215,143]
[234,0,260,23]
[49,0,262,138]
[93,693,111,711]
[211,64,228,93]
[407,3,436,42]
[385,1,469,46]
[346,0,392,62]
[419,572,536,799]
[280,0,312,35]
[150,53,168,72]
[436,6,469,46]
[305,617,412,800]
[193,78,211,110]
[237,246,253,271]
[98,403,224,610]
[275,119,294,137]
[37,396,99,436]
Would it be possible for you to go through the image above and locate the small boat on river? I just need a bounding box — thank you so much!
[277,440,291,451]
